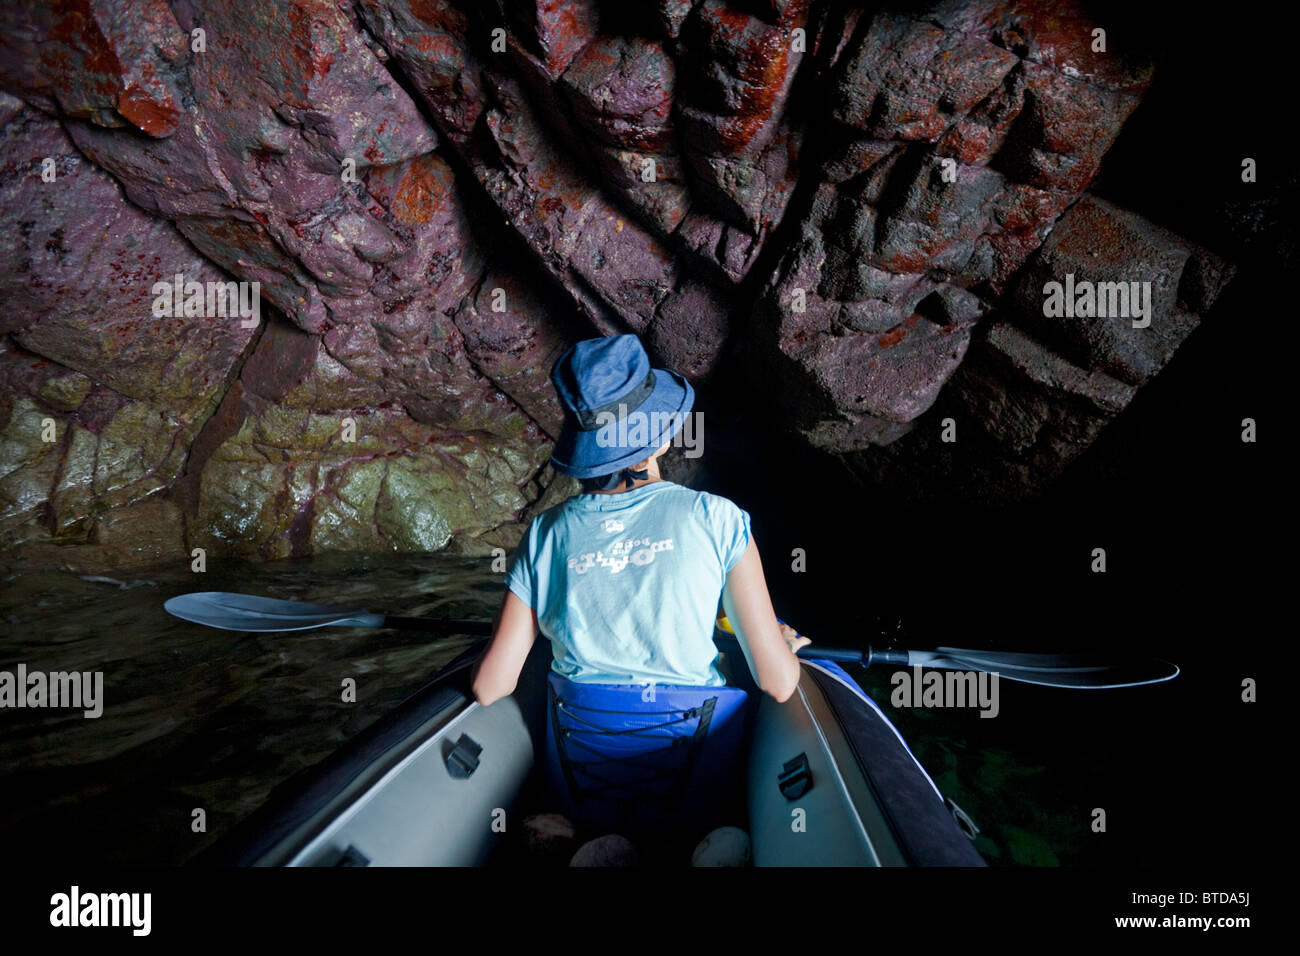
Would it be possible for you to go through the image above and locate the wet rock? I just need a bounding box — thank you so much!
[872,160,1006,275]
[673,0,808,253]
[0,101,255,554]
[692,826,751,866]
[832,10,1018,141]
[561,36,676,152]
[569,833,641,867]
[506,0,600,77]
[0,0,188,137]
[354,0,483,147]
[0,0,1252,549]
[1009,196,1199,385]
[188,401,548,561]
[11,497,190,574]
[0,101,254,412]
[61,0,440,335]
[521,813,578,859]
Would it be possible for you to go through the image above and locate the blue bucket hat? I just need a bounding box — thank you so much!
[549,334,694,479]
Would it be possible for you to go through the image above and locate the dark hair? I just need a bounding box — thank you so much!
[579,467,648,493]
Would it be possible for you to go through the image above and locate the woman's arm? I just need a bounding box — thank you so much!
[471,589,538,706]
[721,539,808,703]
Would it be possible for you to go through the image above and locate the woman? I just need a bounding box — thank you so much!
[471,333,809,707]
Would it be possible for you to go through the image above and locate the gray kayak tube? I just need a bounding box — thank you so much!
[193,639,985,867]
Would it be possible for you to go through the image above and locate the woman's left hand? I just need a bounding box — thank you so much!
[779,622,811,654]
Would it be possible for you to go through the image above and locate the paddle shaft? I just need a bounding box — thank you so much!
[380,622,1161,687]
[163,592,1177,687]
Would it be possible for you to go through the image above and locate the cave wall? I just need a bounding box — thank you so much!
[0,0,1238,572]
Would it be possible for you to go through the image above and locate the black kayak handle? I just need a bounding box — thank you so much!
[713,633,902,667]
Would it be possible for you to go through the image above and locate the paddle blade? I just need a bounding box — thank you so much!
[910,648,1180,689]
[164,592,383,632]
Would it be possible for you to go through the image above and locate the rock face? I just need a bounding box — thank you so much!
[0,94,253,564]
[569,833,640,867]
[520,812,578,862]
[692,825,751,866]
[0,1,1238,570]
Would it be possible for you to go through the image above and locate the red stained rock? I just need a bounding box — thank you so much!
[561,36,676,151]
[677,0,809,149]
[872,161,1005,273]
[994,61,1145,192]
[61,0,441,336]
[357,0,484,145]
[798,316,976,428]
[1009,195,1201,385]
[990,0,1154,92]
[936,65,1027,164]
[832,12,1018,141]
[0,0,187,137]
[0,102,253,412]
[646,282,731,380]
[506,0,600,77]
[0,0,1237,550]
[991,181,1073,231]
[452,269,571,438]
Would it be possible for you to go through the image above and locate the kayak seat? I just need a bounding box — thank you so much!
[544,673,752,839]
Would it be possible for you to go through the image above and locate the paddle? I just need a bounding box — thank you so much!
[715,615,1179,689]
[164,591,493,636]
[165,592,1178,689]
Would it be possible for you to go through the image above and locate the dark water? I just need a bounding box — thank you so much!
[0,553,497,866]
[0,549,1263,868]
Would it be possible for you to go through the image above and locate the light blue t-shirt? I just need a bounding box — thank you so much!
[505,481,751,686]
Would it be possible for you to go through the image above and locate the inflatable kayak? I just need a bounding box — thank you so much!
[196,633,986,867]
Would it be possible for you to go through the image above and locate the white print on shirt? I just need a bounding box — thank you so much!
[568,536,674,574]
[602,518,624,534]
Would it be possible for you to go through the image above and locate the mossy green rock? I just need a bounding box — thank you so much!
[193,407,549,559]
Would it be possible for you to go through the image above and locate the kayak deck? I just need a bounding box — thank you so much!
[198,637,984,867]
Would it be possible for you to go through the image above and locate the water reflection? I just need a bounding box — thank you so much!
[1,550,1141,868]
[0,553,500,865]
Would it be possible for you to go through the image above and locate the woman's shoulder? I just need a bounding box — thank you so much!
[674,485,749,524]
[643,481,734,507]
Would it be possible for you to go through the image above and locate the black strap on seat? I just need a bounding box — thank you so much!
[548,681,718,810]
